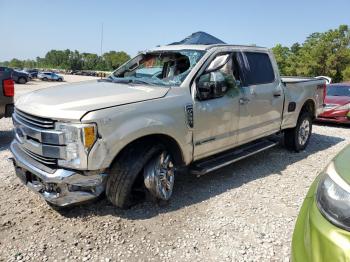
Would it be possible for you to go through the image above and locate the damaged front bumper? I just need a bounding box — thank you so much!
[10,141,106,207]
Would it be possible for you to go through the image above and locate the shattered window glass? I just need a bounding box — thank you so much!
[111,50,205,87]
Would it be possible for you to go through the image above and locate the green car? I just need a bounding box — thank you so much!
[292,145,350,261]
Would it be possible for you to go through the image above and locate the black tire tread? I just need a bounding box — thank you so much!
[106,143,163,208]
[284,111,312,152]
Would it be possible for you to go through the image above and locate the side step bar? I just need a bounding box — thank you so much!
[190,139,279,176]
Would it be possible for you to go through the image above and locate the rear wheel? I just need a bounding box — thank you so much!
[57,78,62,82]
[42,77,48,81]
[284,112,313,152]
[18,77,27,84]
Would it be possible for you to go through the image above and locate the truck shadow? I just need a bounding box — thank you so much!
[59,132,345,220]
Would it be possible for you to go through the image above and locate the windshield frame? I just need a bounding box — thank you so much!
[110,49,206,87]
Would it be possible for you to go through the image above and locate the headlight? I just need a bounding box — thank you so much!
[316,162,350,231]
[55,122,97,169]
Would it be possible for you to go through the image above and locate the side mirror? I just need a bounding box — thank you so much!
[197,72,227,100]
[205,54,230,74]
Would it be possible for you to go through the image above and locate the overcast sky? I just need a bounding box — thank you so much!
[0,0,349,61]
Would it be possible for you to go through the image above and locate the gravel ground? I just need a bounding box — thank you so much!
[1,77,350,261]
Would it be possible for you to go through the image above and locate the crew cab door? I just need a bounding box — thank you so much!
[237,51,284,144]
[192,52,240,160]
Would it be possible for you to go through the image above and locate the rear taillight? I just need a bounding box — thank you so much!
[3,79,14,97]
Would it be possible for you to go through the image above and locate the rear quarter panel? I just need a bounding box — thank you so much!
[281,78,325,129]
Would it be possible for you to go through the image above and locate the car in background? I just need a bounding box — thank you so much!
[0,68,14,119]
[292,145,350,261]
[0,67,30,84]
[317,83,350,124]
[38,72,64,81]
[24,69,39,78]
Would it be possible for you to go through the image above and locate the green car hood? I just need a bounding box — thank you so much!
[334,145,350,185]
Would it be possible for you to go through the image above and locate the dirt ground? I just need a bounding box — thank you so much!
[1,76,349,261]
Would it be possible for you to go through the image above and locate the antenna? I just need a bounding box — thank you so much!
[100,23,104,79]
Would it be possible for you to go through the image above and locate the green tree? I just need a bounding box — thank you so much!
[102,51,130,70]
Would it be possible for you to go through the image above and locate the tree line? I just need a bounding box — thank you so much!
[272,25,350,82]
[0,49,130,72]
[1,25,350,81]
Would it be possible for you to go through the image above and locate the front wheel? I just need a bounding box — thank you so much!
[144,151,175,201]
[105,144,173,208]
[284,112,313,152]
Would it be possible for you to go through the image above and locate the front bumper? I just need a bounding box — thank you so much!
[10,141,106,207]
[317,110,350,124]
[291,178,350,261]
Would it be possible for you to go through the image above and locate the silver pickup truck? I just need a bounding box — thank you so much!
[10,44,326,208]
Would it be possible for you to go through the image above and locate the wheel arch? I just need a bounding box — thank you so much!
[299,99,316,119]
[109,134,186,168]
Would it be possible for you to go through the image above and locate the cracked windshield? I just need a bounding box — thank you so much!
[111,50,204,86]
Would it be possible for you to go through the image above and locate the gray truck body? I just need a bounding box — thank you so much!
[10,44,325,207]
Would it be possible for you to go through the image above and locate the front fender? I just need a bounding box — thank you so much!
[82,93,193,170]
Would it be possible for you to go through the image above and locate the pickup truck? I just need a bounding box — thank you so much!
[10,44,326,208]
[0,68,14,119]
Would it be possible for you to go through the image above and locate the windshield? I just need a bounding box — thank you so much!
[327,85,350,97]
[110,50,205,86]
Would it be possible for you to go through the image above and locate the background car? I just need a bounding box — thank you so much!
[292,145,350,261]
[24,69,39,78]
[0,67,30,84]
[317,83,350,124]
[38,72,64,81]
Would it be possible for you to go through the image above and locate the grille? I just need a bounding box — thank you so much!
[22,147,57,166]
[14,109,55,129]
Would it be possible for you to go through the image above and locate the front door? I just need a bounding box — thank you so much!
[193,52,241,160]
[237,51,284,144]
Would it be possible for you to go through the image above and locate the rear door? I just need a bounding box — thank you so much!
[237,51,284,144]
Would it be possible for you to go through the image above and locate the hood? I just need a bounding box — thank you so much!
[333,145,350,185]
[325,96,350,106]
[15,80,169,120]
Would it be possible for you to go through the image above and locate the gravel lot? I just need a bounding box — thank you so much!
[1,76,350,261]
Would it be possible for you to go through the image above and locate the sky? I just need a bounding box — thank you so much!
[0,0,349,61]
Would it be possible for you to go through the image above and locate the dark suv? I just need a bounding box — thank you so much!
[0,67,30,84]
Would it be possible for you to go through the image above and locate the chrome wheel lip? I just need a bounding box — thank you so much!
[144,151,175,201]
[298,119,310,146]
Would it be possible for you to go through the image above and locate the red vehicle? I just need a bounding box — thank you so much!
[317,83,350,124]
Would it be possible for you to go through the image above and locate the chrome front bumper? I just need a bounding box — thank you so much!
[10,141,106,207]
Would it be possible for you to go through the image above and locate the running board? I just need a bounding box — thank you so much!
[190,139,279,176]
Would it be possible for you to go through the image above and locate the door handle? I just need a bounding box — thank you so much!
[239,97,250,105]
[273,90,282,97]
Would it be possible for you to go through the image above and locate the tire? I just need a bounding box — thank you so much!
[284,112,313,152]
[57,78,62,82]
[42,77,48,81]
[106,143,165,208]
[18,77,27,84]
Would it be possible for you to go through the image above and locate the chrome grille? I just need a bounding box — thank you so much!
[14,109,55,129]
[22,147,57,166]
